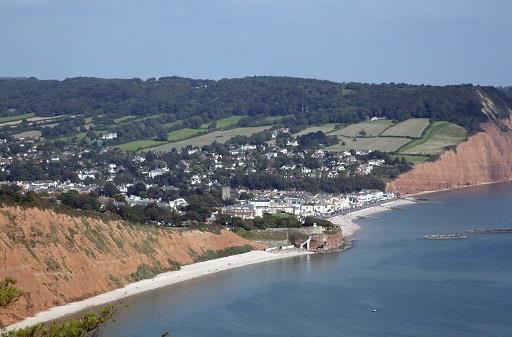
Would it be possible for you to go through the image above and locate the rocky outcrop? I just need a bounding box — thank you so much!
[387,119,512,195]
[0,206,262,325]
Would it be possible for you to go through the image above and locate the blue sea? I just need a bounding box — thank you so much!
[100,183,512,337]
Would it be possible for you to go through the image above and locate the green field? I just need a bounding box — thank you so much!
[398,121,467,155]
[331,120,393,137]
[56,132,87,142]
[200,116,243,129]
[296,124,340,136]
[114,115,136,123]
[0,113,36,124]
[264,115,293,123]
[167,128,204,142]
[115,114,163,125]
[116,140,166,151]
[147,126,272,152]
[327,136,411,152]
[391,154,430,164]
[13,130,42,139]
[381,118,430,138]
[163,121,181,128]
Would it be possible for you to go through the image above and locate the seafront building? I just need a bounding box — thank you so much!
[220,189,394,219]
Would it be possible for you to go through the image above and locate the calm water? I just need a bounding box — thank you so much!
[100,183,512,337]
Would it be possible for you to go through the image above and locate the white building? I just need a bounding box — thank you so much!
[101,132,118,140]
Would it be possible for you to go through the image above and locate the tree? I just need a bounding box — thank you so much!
[102,182,119,198]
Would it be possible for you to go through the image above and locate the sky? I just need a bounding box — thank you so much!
[0,0,511,85]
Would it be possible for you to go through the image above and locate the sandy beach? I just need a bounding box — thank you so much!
[6,249,311,331]
[329,198,416,237]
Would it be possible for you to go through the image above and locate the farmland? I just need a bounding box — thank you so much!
[0,112,36,124]
[398,121,467,155]
[113,115,136,123]
[331,120,393,137]
[381,118,430,138]
[116,140,166,151]
[327,136,411,152]
[296,124,339,136]
[200,115,243,129]
[13,130,42,139]
[146,126,272,152]
[167,128,204,142]
[391,154,430,164]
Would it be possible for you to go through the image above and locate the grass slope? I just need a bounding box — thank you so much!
[381,118,430,138]
[167,128,204,141]
[398,121,467,155]
[146,126,272,152]
[200,116,243,129]
[116,140,166,151]
[0,113,36,125]
[327,136,411,152]
[331,120,393,137]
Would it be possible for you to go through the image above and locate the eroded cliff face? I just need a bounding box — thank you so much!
[387,119,512,195]
[0,206,261,325]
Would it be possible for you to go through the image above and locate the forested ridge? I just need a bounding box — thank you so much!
[1,76,511,133]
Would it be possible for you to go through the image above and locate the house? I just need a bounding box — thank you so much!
[147,167,169,178]
[221,204,257,219]
[190,175,201,185]
[101,132,118,140]
[168,198,188,210]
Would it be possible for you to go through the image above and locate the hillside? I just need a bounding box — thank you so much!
[386,118,512,195]
[0,206,262,326]
[1,77,511,145]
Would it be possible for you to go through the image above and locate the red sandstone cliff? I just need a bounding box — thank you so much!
[387,119,512,195]
[0,206,262,325]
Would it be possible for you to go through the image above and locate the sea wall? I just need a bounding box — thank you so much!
[386,119,512,195]
[0,206,262,325]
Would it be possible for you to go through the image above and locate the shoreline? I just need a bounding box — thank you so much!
[6,249,311,331]
[329,199,416,237]
[405,180,512,197]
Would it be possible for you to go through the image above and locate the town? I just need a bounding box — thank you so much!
[0,126,404,227]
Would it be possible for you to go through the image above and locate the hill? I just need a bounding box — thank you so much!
[1,77,511,138]
[0,205,261,326]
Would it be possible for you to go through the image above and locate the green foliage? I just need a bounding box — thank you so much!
[167,128,203,142]
[131,264,163,281]
[2,77,507,142]
[115,140,166,151]
[46,257,61,272]
[0,277,22,307]
[1,306,115,337]
[0,113,36,124]
[193,245,253,263]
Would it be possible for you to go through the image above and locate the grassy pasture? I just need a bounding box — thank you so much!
[147,126,272,152]
[114,115,136,123]
[381,118,430,138]
[167,128,204,141]
[201,115,243,129]
[327,136,411,152]
[116,140,166,151]
[0,113,36,125]
[331,120,393,137]
[398,121,467,155]
[56,132,87,142]
[391,154,430,164]
[13,130,42,139]
[296,124,339,136]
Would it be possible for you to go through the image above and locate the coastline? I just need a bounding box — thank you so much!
[329,198,416,237]
[6,198,419,331]
[406,180,507,197]
[6,249,311,331]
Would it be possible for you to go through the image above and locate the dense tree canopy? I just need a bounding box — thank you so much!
[1,77,511,133]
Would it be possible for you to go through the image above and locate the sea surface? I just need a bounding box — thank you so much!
[100,183,512,337]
